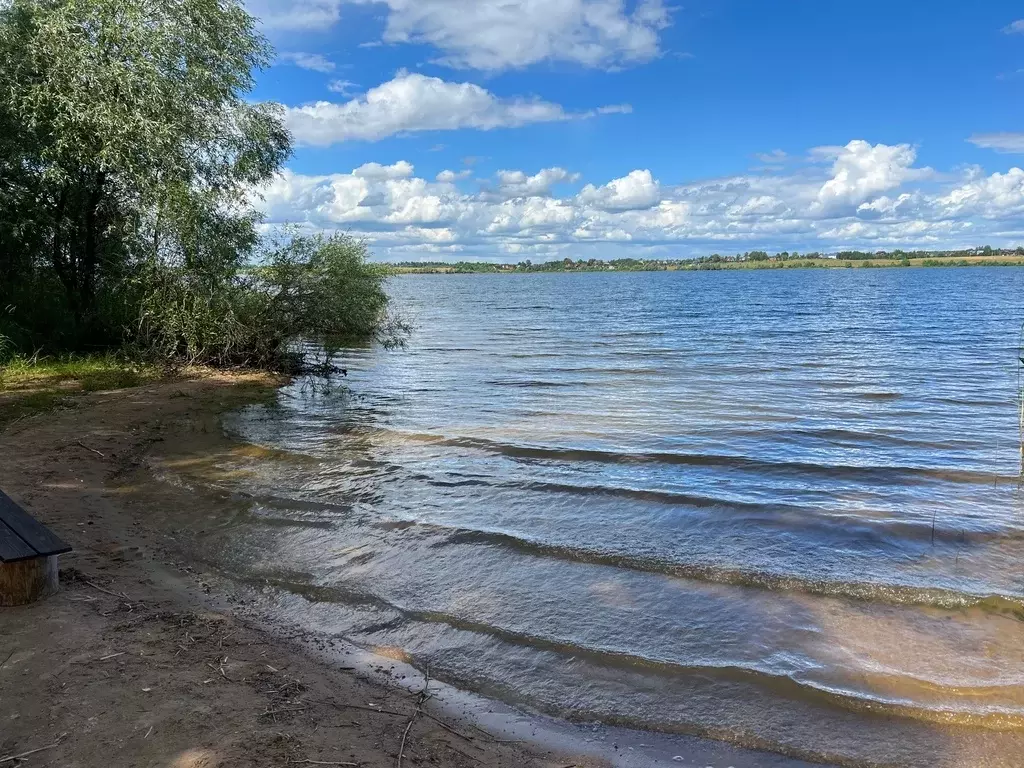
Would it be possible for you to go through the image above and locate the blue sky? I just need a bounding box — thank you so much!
[246,0,1024,262]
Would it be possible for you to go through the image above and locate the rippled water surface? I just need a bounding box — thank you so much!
[194,269,1024,765]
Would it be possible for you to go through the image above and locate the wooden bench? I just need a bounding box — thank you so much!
[0,489,71,606]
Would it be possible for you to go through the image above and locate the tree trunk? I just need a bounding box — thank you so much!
[79,170,107,316]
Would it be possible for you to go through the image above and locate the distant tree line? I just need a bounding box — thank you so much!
[393,246,1024,275]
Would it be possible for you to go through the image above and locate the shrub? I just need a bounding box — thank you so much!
[131,233,408,370]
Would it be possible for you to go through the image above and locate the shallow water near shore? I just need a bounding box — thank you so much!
[187,268,1024,765]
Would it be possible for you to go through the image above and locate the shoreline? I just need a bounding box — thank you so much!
[0,375,561,768]
[0,373,817,768]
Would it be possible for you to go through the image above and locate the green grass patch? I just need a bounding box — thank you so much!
[0,353,163,429]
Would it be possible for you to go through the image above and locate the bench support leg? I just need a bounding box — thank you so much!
[0,556,59,607]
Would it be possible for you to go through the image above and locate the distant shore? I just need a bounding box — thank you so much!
[393,253,1024,275]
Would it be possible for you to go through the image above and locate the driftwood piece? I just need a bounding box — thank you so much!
[0,555,59,607]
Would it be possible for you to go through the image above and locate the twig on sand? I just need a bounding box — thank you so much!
[99,652,126,661]
[288,760,358,766]
[206,660,233,682]
[85,580,131,601]
[423,713,474,741]
[74,440,106,458]
[397,717,416,768]
[397,668,432,768]
[0,649,15,670]
[329,702,406,718]
[0,733,68,764]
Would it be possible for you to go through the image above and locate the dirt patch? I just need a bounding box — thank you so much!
[0,375,597,768]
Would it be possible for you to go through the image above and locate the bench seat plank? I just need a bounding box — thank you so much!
[0,519,37,562]
[0,490,71,560]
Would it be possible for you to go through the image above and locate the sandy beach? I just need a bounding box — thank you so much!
[0,374,591,768]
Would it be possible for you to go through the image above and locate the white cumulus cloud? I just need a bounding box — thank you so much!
[493,168,580,199]
[370,0,671,70]
[351,161,415,180]
[248,0,671,71]
[933,168,1024,218]
[284,71,628,146]
[436,169,472,182]
[579,169,661,210]
[252,142,1024,260]
[812,140,927,214]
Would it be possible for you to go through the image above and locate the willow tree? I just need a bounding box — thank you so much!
[0,0,291,346]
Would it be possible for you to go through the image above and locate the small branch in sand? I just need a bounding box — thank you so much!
[74,440,106,458]
[85,580,131,601]
[99,652,126,661]
[0,649,15,670]
[206,660,233,682]
[0,733,68,764]
[329,702,406,718]
[397,667,432,768]
[288,760,358,766]
[423,713,474,741]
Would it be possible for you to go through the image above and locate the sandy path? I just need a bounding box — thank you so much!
[0,374,594,768]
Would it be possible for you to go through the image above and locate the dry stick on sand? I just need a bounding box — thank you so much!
[327,699,478,744]
[397,668,432,768]
[0,733,68,764]
[328,701,407,718]
[288,761,359,766]
[85,580,131,601]
[74,440,106,458]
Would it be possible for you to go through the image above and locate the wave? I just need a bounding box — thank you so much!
[248,574,1024,731]
[228,480,1024,612]
[371,429,1015,486]
[415,522,1024,614]
[425,474,1018,541]
[480,379,578,388]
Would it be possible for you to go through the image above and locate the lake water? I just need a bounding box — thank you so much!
[195,268,1024,766]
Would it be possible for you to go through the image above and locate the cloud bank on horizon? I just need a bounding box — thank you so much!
[256,142,1024,260]
[248,0,1024,261]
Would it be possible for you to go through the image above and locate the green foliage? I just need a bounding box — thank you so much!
[0,0,403,369]
[130,234,407,368]
[257,234,407,349]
